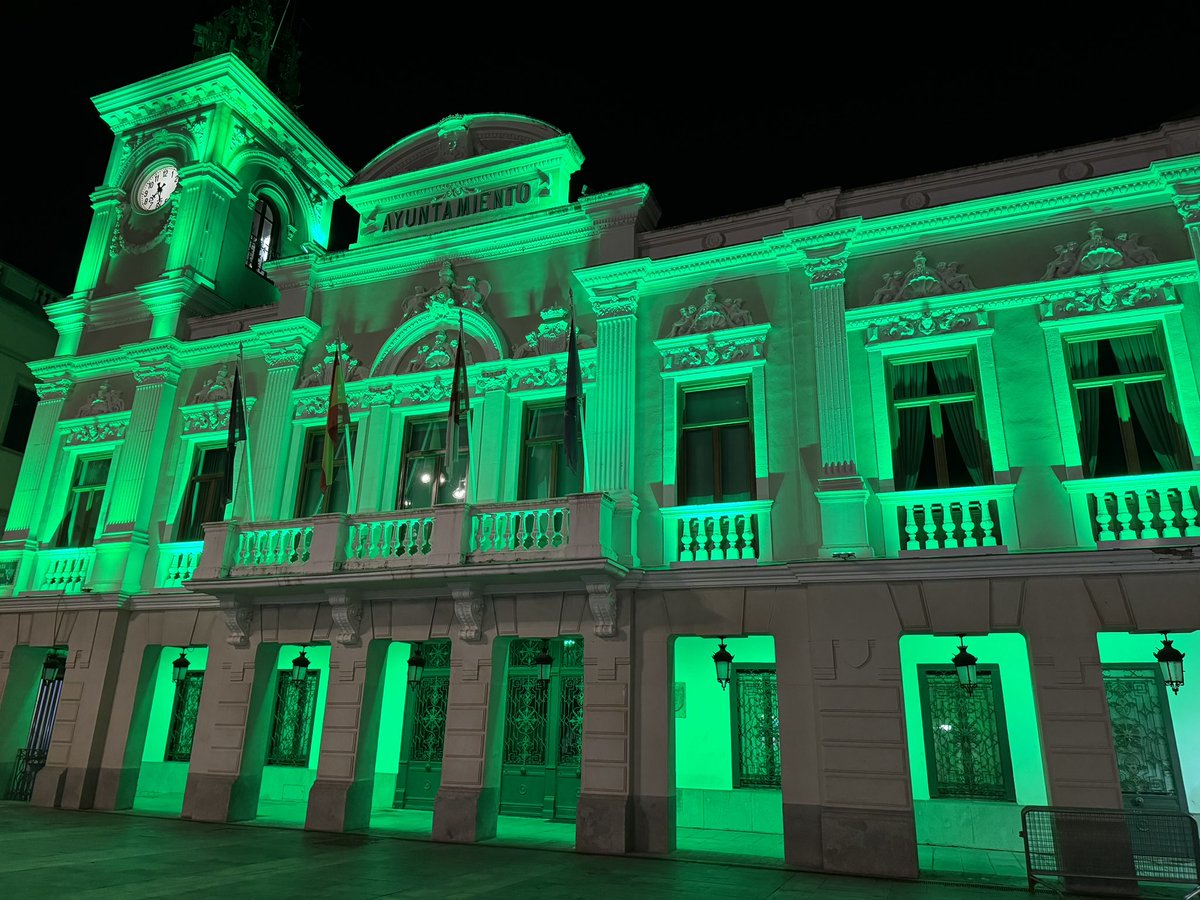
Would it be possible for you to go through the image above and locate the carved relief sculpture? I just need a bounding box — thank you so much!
[298,339,364,387]
[77,381,126,417]
[668,287,755,337]
[407,330,473,372]
[514,305,596,358]
[399,260,493,322]
[192,362,234,403]
[870,251,978,305]
[1041,222,1160,280]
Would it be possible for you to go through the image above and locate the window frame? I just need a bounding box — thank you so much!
[266,668,322,768]
[677,381,757,506]
[396,416,465,510]
[246,195,279,276]
[729,662,781,790]
[518,400,583,501]
[53,453,113,548]
[916,663,1016,802]
[175,444,229,541]
[293,424,358,518]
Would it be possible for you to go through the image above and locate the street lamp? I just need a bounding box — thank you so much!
[1155,632,1185,695]
[172,649,191,683]
[40,648,65,684]
[291,646,311,682]
[535,642,553,682]
[953,636,978,696]
[713,637,734,691]
[407,643,426,689]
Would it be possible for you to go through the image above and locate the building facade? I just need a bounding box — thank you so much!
[1,52,1199,881]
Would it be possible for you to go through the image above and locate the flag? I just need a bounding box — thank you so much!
[221,364,247,507]
[445,313,471,501]
[320,349,351,510]
[564,301,584,479]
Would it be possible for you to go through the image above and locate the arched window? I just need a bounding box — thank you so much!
[246,196,278,275]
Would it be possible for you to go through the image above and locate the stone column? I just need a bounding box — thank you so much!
[306,633,387,832]
[3,377,70,544]
[589,290,640,567]
[182,613,275,824]
[73,187,123,295]
[165,163,239,283]
[432,614,505,843]
[46,298,88,358]
[93,352,181,594]
[248,320,321,520]
[472,371,510,504]
[576,582,635,854]
[803,251,873,558]
[1171,190,1200,260]
[31,608,130,810]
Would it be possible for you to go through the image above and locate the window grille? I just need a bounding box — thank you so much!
[165,671,204,762]
[733,666,781,788]
[920,667,1014,800]
[266,669,320,767]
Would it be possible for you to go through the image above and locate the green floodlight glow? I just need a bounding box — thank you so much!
[1156,632,1185,694]
[713,638,734,690]
[952,636,978,696]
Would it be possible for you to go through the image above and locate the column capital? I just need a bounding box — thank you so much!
[250,317,322,368]
[1171,191,1200,227]
[132,355,183,387]
[590,289,640,319]
[33,376,73,401]
[801,246,851,287]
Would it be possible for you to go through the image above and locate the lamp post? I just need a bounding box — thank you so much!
[40,649,65,684]
[291,646,311,682]
[535,641,553,683]
[713,637,734,691]
[952,635,978,697]
[172,649,191,683]
[407,643,426,689]
[1155,632,1185,695]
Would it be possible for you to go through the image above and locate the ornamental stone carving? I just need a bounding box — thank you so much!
[870,251,977,305]
[192,363,234,403]
[328,591,363,647]
[1171,193,1200,226]
[110,197,179,257]
[65,420,127,446]
[183,398,255,434]
[660,330,767,371]
[866,309,989,343]
[802,252,850,285]
[262,343,307,367]
[586,581,618,639]
[1039,281,1177,320]
[35,378,72,401]
[407,375,451,403]
[512,358,597,390]
[299,340,364,387]
[591,293,638,319]
[399,260,492,322]
[452,586,485,642]
[406,330,472,372]
[133,358,181,385]
[667,287,754,337]
[515,305,595,358]
[77,382,125,417]
[1041,222,1159,280]
[474,369,509,393]
[220,597,254,648]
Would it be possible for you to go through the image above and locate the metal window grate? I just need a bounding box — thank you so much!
[923,669,1010,799]
[266,670,320,767]
[735,668,781,788]
[557,675,584,766]
[165,671,204,762]
[409,674,449,763]
[503,675,548,766]
[1022,806,1200,888]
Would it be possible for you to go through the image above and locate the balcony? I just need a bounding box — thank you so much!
[660,500,774,564]
[877,484,1017,557]
[190,492,619,582]
[154,541,204,589]
[1063,471,1200,547]
[32,547,96,593]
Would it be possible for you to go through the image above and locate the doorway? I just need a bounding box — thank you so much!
[134,646,208,815]
[2,648,66,801]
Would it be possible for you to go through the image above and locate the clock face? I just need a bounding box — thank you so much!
[136,165,179,212]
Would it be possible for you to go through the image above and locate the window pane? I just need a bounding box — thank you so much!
[524,444,555,500]
[2,386,37,453]
[198,446,229,475]
[682,430,715,504]
[684,387,748,426]
[719,424,753,501]
[1093,386,1129,477]
[401,455,438,508]
[409,421,446,453]
[297,468,323,517]
[81,457,111,486]
[527,404,565,440]
[556,442,582,496]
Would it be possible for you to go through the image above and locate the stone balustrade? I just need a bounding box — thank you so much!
[1064,471,1200,546]
[660,500,773,564]
[154,540,204,588]
[33,547,96,593]
[877,484,1017,557]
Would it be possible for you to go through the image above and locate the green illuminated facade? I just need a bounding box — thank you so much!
[1,51,1199,880]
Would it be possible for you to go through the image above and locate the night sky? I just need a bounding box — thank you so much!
[4,4,1200,295]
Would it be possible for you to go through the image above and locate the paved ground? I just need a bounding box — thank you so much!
[0,802,1088,899]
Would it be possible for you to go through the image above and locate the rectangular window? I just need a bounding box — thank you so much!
[54,456,111,548]
[294,426,357,517]
[889,355,990,490]
[520,402,582,501]
[679,385,754,504]
[2,385,37,453]
[918,666,1015,801]
[176,446,229,540]
[731,665,780,788]
[1066,331,1189,477]
[266,670,320,767]
[165,671,204,762]
[397,418,466,509]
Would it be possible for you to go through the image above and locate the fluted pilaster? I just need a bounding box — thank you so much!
[2,380,70,542]
[804,252,858,479]
[591,293,639,496]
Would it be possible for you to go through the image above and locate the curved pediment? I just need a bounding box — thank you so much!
[351,113,565,185]
[371,308,506,377]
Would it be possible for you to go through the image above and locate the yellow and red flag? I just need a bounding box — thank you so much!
[320,349,351,511]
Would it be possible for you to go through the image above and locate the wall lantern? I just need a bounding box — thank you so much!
[291,646,311,682]
[713,637,734,691]
[40,649,66,684]
[535,642,554,682]
[1155,632,1185,695]
[952,635,978,696]
[407,643,426,689]
[172,649,191,683]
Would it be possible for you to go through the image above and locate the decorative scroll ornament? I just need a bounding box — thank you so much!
[65,420,127,446]
[110,196,179,257]
[35,378,72,401]
[452,586,485,642]
[77,381,125,417]
[512,358,597,390]
[516,305,596,358]
[1171,193,1200,226]
[407,329,473,372]
[1041,222,1159,280]
[407,375,451,403]
[587,581,618,639]
[183,397,256,433]
[474,369,509,393]
[400,260,492,322]
[660,329,767,371]
[667,287,754,337]
[220,596,254,648]
[1039,280,1176,320]
[328,591,363,647]
[870,251,977,305]
[299,340,364,387]
[192,363,235,403]
[866,309,989,343]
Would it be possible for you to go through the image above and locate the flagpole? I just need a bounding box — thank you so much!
[238,343,257,522]
[343,408,357,515]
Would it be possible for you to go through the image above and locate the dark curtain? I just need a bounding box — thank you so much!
[893,362,928,491]
[931,358,986,486]
[1111,334,1183,471]
[1068,341,1100,477]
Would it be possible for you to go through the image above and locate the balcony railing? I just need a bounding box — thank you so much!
[877,484,1017,557]
[33,548,96,593]
[190,492,618,581]
[660,500,774,564]
[1063,471,1200,547]
[154,541,204,589]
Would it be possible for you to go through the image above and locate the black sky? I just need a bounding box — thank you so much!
[4,4,1200,295]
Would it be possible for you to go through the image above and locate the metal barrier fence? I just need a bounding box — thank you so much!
[1021,806,1200,897]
